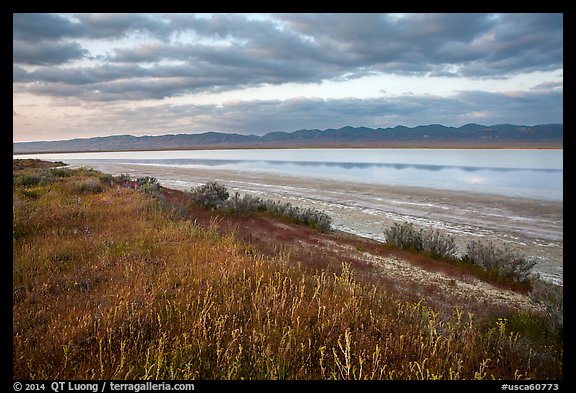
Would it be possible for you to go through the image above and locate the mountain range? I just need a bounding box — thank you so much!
[13,123,563,153]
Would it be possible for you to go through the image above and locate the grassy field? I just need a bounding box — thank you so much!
[12,159,562,380]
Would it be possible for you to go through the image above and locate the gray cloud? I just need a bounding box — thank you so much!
[13,13,563,141]
[13,14,88,66]
[14,63,150,85]
[13,40,88,66]
[13,13,173,41]
[13,13,82,41]
[13,13,563,101]
[14,88,561,142]
[14,42,330,100]
[531,81,563,92]
[68,89,561,137]
[74,13,173,40]
[15,64,269,101]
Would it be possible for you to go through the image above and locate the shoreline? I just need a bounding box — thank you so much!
[13,144,563,155]
[67,161,563,285]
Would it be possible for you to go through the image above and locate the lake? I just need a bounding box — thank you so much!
[15,148,563,201]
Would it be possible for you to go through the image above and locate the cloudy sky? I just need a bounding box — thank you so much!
[13,13,563,142]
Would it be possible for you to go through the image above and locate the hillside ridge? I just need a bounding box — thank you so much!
[13,123,563,153]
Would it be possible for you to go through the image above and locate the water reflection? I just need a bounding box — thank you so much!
[89,158,562,173]
[29,148,560,201]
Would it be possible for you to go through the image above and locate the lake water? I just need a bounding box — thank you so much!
[16,148,563,201]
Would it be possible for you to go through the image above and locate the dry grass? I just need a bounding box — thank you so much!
[12,161,562,380]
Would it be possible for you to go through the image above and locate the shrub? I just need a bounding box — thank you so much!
[421,227,457,259]
[18,173,43,187]
[297,207,332,233]
[137,176,161,196]
[384,222,423,251]
[384,222,457,258]
[225,192,266,215]
[51,168,71,178]
[76,178,103,194]
[99,173,115,185]
[260,199,332,232]
[76,167,98,176]
[116,173,134,188]
[528,279,563,337]
[463,240,536,282]
[385,222,460,259]
[190,181,230,209]
[191,184,332,232]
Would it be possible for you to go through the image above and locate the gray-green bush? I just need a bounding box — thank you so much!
[76,178,103,194]
[192,183,332,232]
[384,222,537,283]
[18,174,43,187]
[17,170,58,187]
[463,240,536,282]
[225,192,266,215]
[190,181,230,209]
[384,222,423,251]
[137,176,161,196]
[230,194,332,232]
[421,227,457,258]
[51,168,72,178]
[99,173,115,185]
[384,222,456,259]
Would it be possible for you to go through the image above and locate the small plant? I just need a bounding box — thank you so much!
[190,181,230,209]
[118,173,132,182]
[260,199,332,232]
[136,176,161,196]
[225,192,266,215]
[421,227,457,259]
[18,173,43,187]
[299,207,332,233]
[99,173,115,185]
[384,222,423,251]
[463,240,536,282]
[76,178,103,194]
[385,222,535,283]
[528,278,563,337]
[51,168,71,178]
[190,183,333,232]
[384,222,456,258]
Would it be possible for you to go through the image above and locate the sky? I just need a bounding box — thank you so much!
[13,13,563,143]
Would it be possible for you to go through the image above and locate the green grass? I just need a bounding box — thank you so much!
[12,160,562,380]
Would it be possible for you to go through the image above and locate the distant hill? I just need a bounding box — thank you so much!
[13,123,563,153]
